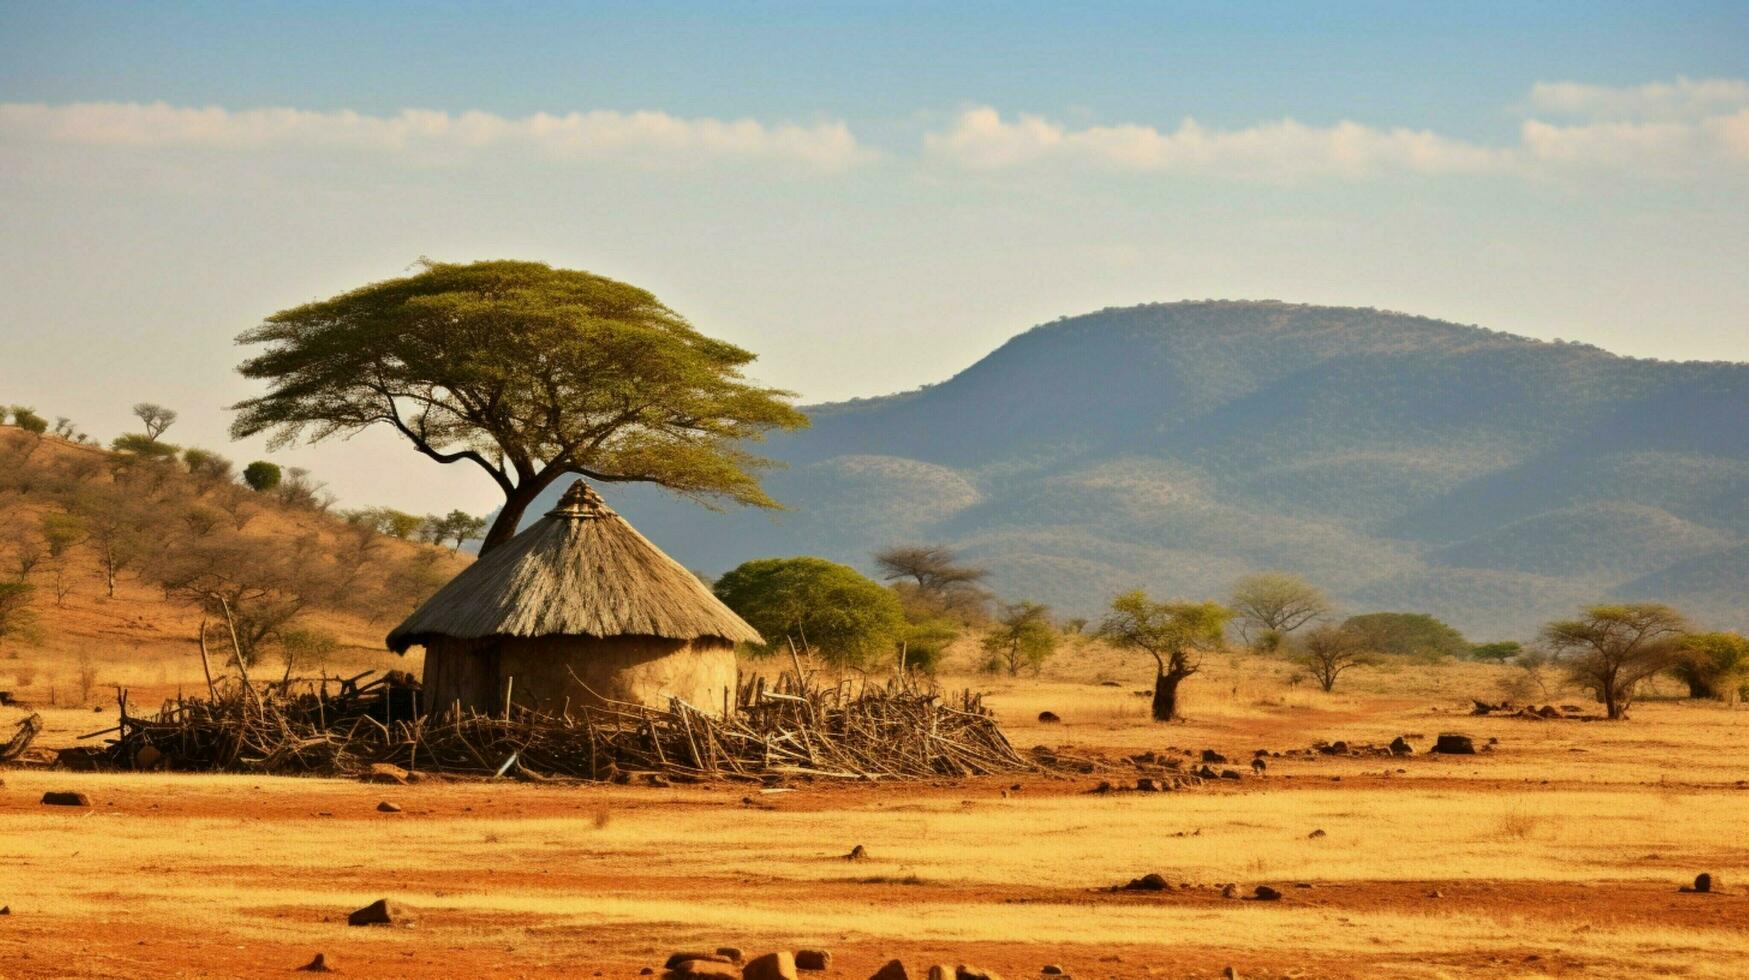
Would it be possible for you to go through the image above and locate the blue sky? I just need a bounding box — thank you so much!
[2,2,1746,516]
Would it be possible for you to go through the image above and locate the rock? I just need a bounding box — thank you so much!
[956,967,1004,980]
[1222,969,1240,980]
[1432,733,1476,755]
[346,898,401,926]
[716,947,744,963]
[363,763,408,785]
[926,968,955,980]
[1121,873,1168,891]
[0,905,9,915]
[1037,711,1061,723]
[1041,968,1065,977]
[1250,757,1266,773]
[640,970,653,976]
[665,953,733,969]
[670,961,739,979]
[1220,769,1242,780]
[1201,749,1226,763]
[1252,885,1283,901]
[1429,889,1444,898]
[1389,736,1414,756]
[742,951,799,980]
[1307,828,1327,839]
[845,844,869,861]
[376,801,402,813]
[1196,765,1218,779]
[1694,873,1715,893]
[40,791,91,807]
[296,952,333,972]
[796,949,832,971]
[1135,777,1159,792]
[870,961,912,980]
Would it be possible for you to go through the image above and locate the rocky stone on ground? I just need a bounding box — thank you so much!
[1121,873,1168,891]
[742,951,799,980]
[668,961,738,979]
[665,953,733,969]
[296,952,333,972]
[1041,966,1065,975]
[869,959,911,980]
[1681,872,1716,893]
[0,905,10,915]
[1037,711,1060,722]
[376,801,401,813]
[346,899,401,926]
[845,844,868,861]
[1390,736,1414,755]
[40,791,90,807]
[716,947,743,962]
[1201,749,1226,763]
[1432,733,1476,755]
[363,763,408,784]
[796,948,832,971]
[955,966,1004,980]
[1252,884,1283,901]
[1308,828,1327,839]
[925,967,954,980]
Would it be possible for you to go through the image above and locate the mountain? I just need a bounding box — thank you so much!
[563,301,1749,639]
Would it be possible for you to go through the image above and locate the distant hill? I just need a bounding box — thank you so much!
[539,301,1749,639]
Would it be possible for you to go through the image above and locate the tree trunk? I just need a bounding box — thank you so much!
[1603,685,1626,720]
[479,478,560,555]
[1684,676,1716,699]
[1152,670,1183,722]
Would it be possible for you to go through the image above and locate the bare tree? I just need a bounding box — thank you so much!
[1230,571,1330,649]
[132,402,179,441]
[1542,603,1689,720]
[875,544,989,621]
[1295,624,1373,692]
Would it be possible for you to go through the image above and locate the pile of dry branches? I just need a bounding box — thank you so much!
[82,670,1040,781]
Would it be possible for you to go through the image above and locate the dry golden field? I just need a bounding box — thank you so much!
[2,646,1746,979]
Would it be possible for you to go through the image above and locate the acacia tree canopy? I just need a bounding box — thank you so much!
[230,259,809,554]
[713,556,905,669]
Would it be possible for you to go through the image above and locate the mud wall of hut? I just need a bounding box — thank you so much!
[422,635,738,718]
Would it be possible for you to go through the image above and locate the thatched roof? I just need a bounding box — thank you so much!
[387,482,762,653]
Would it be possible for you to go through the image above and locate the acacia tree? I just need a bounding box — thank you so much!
[231,260,808,554]
[1296,624,1373,692]
[1229,571,1329,650]
[132,403,178,441]
[1098,590,1231,721]
[981,601,1057,676]
[1541,603,1689,720]
[1672,632,1749,702]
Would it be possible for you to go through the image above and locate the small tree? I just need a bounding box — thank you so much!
[1343,612,1469,660]
[1097,590,1231,722]
[713,556,905,670]
[1229,571,1329,648]
[111,433,180,461]
[435,510,488,552]
[981,601,1057,676]
[1295,624,1373,692]
[1672,632,1749,702]
[182,448,235,484]
[131,403,178,441]
[1471,641,1523,662]
[1542,603,1689,720]
[8,406,47,434]
[242,461,282,492]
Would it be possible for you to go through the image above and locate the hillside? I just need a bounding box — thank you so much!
[0,429,467,700]
[582,301,1749,639]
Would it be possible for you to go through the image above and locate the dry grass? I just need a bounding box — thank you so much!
[2,604,1747,977]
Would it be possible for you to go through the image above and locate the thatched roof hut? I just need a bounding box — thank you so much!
[388,481,760,717]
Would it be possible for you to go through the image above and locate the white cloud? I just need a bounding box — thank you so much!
[925,106,1509,178]
[0,101,867,170]
[927,80,1749,180]
[1527,77,1749,121]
